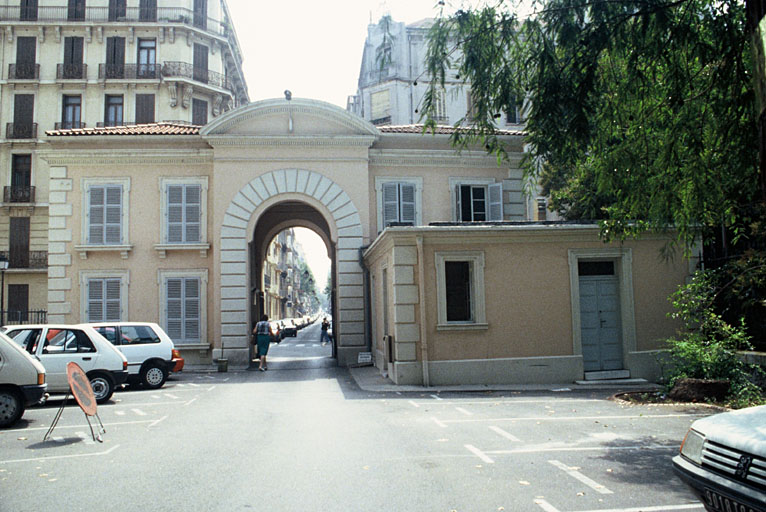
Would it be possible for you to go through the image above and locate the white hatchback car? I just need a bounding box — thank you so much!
[88,322,175,389]
[0,332,46,427]
[4,324,128,403]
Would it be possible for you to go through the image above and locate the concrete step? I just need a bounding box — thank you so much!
[575,378,651,386]
[584,370,631,381]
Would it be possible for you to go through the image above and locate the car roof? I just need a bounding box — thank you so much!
[86,322,160,327]
[5,324,98,330]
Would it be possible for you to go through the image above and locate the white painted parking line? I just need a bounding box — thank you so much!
[148,415,168,428]
[465,444,494,463]
[408,401,420,408]
[548,459,613,494]
[4,420,159,433]
[164,393,179,399]
[0,444,120,464]
[410,399,600,406]
[185,398,197,406]
[576,505,704,512]
[534,499,561,512]
[442,413,707,424]
[131,409,147,416]
[187,383,200,388]
[487,443,672,456]
[430,395,443,400]
[115,410,126,416]
[489,426,521,442]
[76,431,95,445]
[455,407,473,416]
[297,344,305,347]
[52,437,65,443]
[431,417,448,428]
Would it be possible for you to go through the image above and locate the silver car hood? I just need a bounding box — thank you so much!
[693,405,766,454]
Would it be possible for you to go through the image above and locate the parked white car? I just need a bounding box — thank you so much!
[88,322,175,389]
[0,332,46,427]
[4,324,128,403]
[673,404,766,511]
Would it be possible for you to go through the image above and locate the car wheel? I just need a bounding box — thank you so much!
[0,389,24,428]
[89,373,115,404]
[140,363,168,389]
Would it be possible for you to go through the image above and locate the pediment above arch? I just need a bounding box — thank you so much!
[201,98,380,142]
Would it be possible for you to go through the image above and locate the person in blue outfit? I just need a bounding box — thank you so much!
[253,314,272,371]
[320,317,331,346]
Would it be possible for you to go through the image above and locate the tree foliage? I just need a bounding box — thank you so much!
[423,0,761,252]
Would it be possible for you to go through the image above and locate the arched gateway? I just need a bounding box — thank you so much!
[200,99,379,367]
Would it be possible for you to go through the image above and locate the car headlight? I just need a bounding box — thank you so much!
[680,428,705,465]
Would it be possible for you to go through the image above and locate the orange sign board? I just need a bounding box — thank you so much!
[67,362,97,416]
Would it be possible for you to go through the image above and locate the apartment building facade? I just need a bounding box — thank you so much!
[0,0,248,323]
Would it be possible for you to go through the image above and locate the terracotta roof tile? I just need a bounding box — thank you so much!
[378,124,524,136]
[46,122,201,137]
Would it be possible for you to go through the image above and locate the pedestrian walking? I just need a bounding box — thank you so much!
[253,314,272,371]
[320,317,331,346]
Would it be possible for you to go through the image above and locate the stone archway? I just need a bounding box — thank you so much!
[218,169,366,367]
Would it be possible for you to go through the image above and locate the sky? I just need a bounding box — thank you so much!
[223,1,490,290]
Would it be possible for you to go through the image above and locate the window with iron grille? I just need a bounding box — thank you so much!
[62,95,82,129]
[137,39,156,78]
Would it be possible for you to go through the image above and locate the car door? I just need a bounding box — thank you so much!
[39,328,99,391]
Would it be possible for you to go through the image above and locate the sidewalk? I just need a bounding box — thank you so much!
[347,364,661,393]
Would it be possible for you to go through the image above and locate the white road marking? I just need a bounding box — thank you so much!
[52,437,65,443]
[164,393,179,399]
[534,499,561,512]
[76,431,95,445]
[576,505,703,512]
[430,394,443,400]
[115,410,126,416]
[296,344,305,347]
[131,409,147,416]
[0,445,120,464]
[187,383,200,388]
[488,443,672,456]
[408,401,420,408]
[548,459,613,494]
[185,398,197,406]
[431,417,448,428]
[443,413,707,424]
[465,444,494,464]
[489,425,521,442]
[407,399,600,406]
[5,420,159,433]
[222,378,230,382]
[148,415,168,428]
[455,407,473,416]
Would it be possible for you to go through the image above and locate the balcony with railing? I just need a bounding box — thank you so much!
[0,6,228,37]
[3,186,35,203]
[1,310,47,325]
[6,123,38,139]
[54,121,86,130]
[0,250,47,270]
[8,63,39,80]
[161,62,232,92]
[98,63,161,80]
[56,63,87,80]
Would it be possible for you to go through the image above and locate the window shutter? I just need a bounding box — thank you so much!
[167,185,184,242]
[455,184,463,222]
[185,185,201,242]
[135,94,155,124]
[104,185,122,244]
[488,183,503,221]
[382,182,399,226]
[105,279,121,320]
[184,278,200,341]
[88,279,104,322]
[166,278,183,340]
[89,186,105,244]
[16,37,36,65]
[13,95,34,127]
[399,183,416,225]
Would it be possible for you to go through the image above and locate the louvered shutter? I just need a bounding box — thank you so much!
[88,279,104,322]
[89,186,105,243]
[105,279,121,320]
[400,183,415,225]
[488,183,503,221]
[166,278,183,339]
[184,278,200,341]
[104,185,122,244]
[382,182,399,227]
[455,184,463,221]
[185,185,201,242]
[167,185,184,242]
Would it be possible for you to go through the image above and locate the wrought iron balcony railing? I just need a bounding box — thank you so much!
[161,62,232,91]
[0,6,228,37]
[98,63,160,80]
[56,63,87,79]
[371,115,392,126]
[0,250,47,270]
[54,122,86,130]
[3,186,35,203]
[8,63,39,80]
[1,310,47,325]
[6,123,38,139]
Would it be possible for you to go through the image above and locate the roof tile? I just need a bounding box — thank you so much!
[46,122,201,137]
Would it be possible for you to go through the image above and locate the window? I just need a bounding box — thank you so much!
[67,0,85,21]
[7,285,29,323]
[87,278,122,322]
[451,180,503,222]
[62,95,82,129]
[105,37,125,79]
[104,95,123,126]
[139,0,157,21]
[87,184,122,245]
[160,270,207,345]
[506,95,523,125]
[62,37,84,79]
[435,251,487,328]
[9,217,30,268]
[14,37,36,79]
[11,95,35,138]
[20,0,38,21]
[10,154,32,202]
[108,0,126,21]
[433,88,447,122]
[371,90,390,124]
[375,178,422,232]
[192,98,208,126]
[193,44,209,83]
[95,325,160,346]
[43,329,94,354]
[135,93,155,124]
[137,39,156,78]
[193,0,207,29]
[167,184,201,243]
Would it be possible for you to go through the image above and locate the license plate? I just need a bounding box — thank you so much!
[703,488,760,512]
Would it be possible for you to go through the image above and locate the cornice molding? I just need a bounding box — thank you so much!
[370,149,524,169]
[38,149,214,166]
[204,135,377,148]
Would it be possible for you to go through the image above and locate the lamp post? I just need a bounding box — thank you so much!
[0,255,8,326]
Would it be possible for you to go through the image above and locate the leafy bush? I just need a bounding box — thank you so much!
[664,269,765,407]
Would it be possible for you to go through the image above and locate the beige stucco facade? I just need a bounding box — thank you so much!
[39,97,694,384]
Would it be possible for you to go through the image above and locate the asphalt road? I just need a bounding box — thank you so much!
[0,323,710,512]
